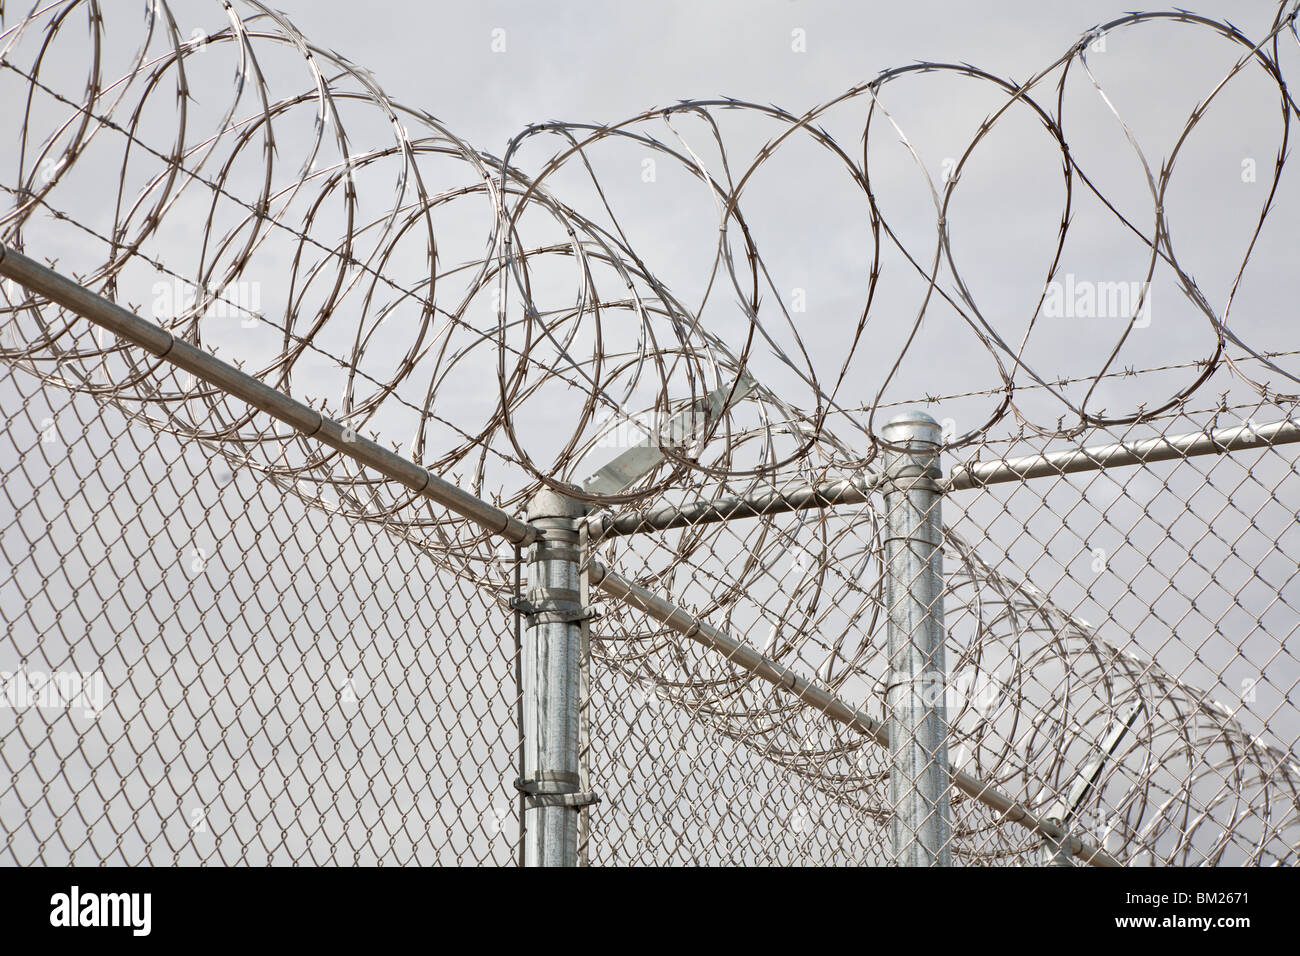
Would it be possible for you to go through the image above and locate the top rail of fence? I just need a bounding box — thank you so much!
[0,243,539,548]
[586,418,1300,539]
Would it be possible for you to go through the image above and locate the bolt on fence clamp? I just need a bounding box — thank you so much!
[1037,816,1076,865]
[513,775,602,811]
[508,595,601,624]
[877,462,944,498]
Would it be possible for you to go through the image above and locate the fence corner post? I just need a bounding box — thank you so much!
[881,410,952,866]
[519,486,590,866]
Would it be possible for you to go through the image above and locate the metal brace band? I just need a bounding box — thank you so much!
[518,770,580,789]
[877,474,944,497]
[509,595,600,624]
[514,775,601,811]
[523,791,602,810]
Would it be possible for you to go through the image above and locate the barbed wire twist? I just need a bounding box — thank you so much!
[3,0,1298,864]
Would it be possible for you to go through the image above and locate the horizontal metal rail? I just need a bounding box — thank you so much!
[0,244,537,547]
[587,473,882,539]
[587,419,1300,538]
[0,242,1203,865]
[947,418,1300,489]
[588,557,1120,867]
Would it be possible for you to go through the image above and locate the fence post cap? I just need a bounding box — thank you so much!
[882,409,941,445]
[526,485,588,520]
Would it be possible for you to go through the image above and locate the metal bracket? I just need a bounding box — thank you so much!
[508,595,601,624]
[877,475,944,498]
[513,776,602,811]
[877,463,944,498]
[1040,699,1144,864]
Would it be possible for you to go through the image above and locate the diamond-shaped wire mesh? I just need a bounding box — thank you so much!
[2,0,1299,867]
[0,358,521,865]
[940,398,1300,865]
[586,392,1300,866]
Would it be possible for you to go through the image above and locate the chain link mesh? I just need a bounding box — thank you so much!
[0,358,521,864]
[2,0,1299,866]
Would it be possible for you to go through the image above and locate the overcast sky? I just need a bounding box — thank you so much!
[239,0,1300,454]
[272,1,1292,149]
[2,0,1297,866]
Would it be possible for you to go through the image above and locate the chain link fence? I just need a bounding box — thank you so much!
[3,0,1299,866]
[585,394,1300,865]
[0,358,521,864]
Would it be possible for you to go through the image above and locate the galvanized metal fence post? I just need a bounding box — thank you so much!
[517,488,592,866]
[881,410,952,866]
